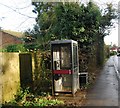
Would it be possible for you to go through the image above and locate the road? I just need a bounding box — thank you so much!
[114,55,120,108]
[82,56,119,107]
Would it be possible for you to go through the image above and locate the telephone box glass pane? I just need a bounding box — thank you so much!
[61,45,71,69]
[54,74,72,92]
[73,44,78,68]
[53,47,60,70]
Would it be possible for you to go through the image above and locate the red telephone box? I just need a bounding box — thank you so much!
[51,40,79,96]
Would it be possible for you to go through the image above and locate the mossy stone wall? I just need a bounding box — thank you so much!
[1,53,20,103]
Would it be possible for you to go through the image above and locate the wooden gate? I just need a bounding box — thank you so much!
[19,53,33,88]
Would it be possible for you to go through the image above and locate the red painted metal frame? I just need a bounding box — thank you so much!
[53,70,72,74]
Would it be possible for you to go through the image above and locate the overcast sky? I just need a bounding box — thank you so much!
[0,0,119,45]
[0,0,36,32]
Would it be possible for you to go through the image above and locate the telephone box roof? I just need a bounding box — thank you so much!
[51,40,77,44]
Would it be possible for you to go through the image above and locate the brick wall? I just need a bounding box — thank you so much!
[0,31,23,48]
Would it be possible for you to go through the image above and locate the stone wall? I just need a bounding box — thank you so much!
[1,53,20,103]
[0,51,52,103]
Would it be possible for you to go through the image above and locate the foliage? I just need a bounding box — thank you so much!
[95,3,117,65]
[110,51,117,56]
[4,44,26,52]
[14,87,30,102]
[80,82,91,90]
[0,48,7,52]
[99,3,117,36]
[5,87,64,107]
[22,2,117,88]
[27,2,100,51]
[22,98,64,107]
[33,51,52,94]
[27,2,116,53]
[104,44,110,58]
[24,2,56,51]
[24,43,38,52]
[54,2,101,43]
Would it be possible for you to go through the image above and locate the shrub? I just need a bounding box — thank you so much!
[5,44,26,52]
[4,87,64,107]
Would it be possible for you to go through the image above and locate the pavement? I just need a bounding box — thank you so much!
[82,56,119,107]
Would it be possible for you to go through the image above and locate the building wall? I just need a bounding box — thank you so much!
[0,31,23,48]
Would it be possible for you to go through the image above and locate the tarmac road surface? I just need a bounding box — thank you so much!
[82,56,119,107]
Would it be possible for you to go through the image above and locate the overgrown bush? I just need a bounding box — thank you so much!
[4,88,64,107]
[4,44,26,52]
[110,51,117,56]
[104,44,110,58]
[33,51,52,94]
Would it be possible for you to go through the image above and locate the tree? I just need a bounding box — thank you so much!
[30,2,56,50]
[96,3,117,65]
[25,1,116,65]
